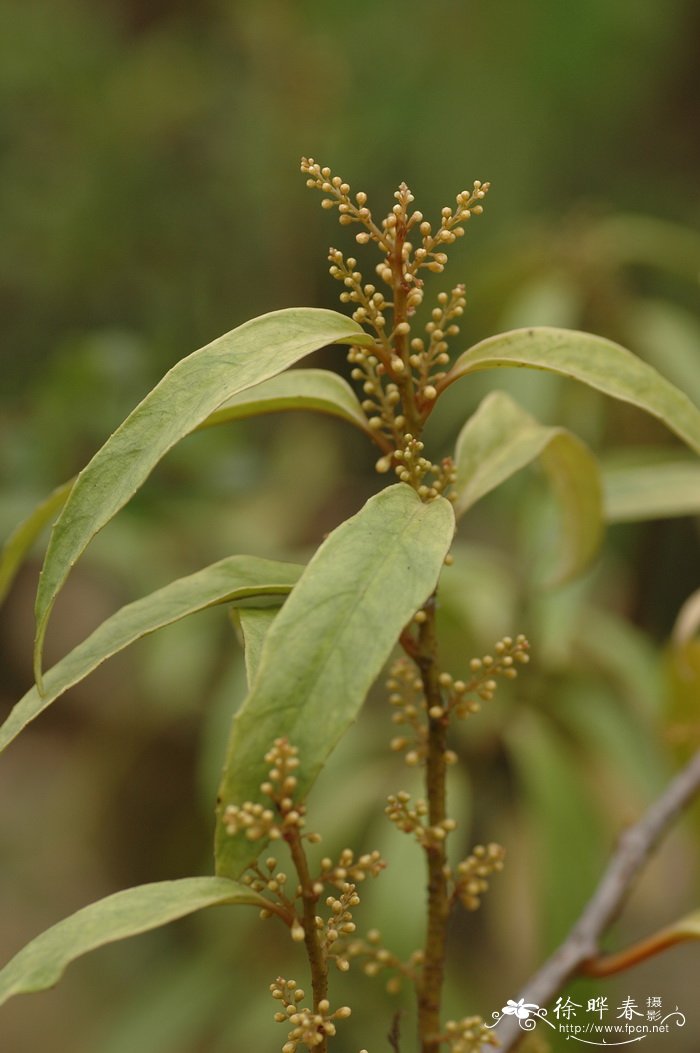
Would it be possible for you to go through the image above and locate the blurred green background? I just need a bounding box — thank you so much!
[1,1,699,1051]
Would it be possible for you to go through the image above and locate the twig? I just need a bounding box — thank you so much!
[484,748,700,1052]
[388,1010,402,1053]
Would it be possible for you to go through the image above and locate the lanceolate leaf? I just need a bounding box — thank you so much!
[33,308,372,688]
[441,327,700,456]
[0,878,268,1008]
[198,368,371,436]
[1,556,302,753]
[453,391,603,582]
[602,459,700,522]
[215,484,455,878]
[0,479,73,607]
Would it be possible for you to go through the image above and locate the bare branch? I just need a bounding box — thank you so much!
[484,748,700,1052]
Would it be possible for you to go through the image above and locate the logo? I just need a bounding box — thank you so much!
[486,994,687,1046]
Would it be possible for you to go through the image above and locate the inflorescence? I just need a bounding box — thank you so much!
[387,634,530,766]
[301,157,489,490]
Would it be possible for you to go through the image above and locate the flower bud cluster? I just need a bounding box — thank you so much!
[438,635,530,719]
[448,843,506,911]
[223,738,307,842]
[270,977,352,1052]
[385,791,456,849]
[302,156,490,492]
[406,181,489,279]
[339,927,423,993]
[346,344,405,447]
[315,882,361,970]
[393,436,457,501]
[440,1015,499,1053]
[386,657,459,767]
[240,855,291,909]
[329,248,392,344]
[301,157,387,247]
[318,848,385,890]
[411,285,467,388]
[386,657,429,765]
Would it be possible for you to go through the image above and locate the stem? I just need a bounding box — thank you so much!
[286,827,328,1043]
[390,219,420,433]
[415,596,450,1053]
[483,747,700,1052]
[581,928,688,978]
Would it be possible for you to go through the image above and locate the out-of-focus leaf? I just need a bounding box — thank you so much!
[0,479,73,606]
[667,592,700,764]
[504,712,605,950]
[453,391,603,583]
[602,458,700,522]
[215,484,455,878]
[96,953,231,1053]
[442,327,700,456]
[438,542,519,650]
[593,215,700,285]
[0,878,268,1007]
[198,368,371,435]
[672,589,700,647]
[556,679,666,801]
[0,556,302,752]
[626,300,700,409]
[578,604,663,718]
[33,308,372,687]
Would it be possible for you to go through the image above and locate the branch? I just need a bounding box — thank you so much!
[484,748,700,1052]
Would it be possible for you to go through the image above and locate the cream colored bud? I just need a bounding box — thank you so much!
[423,385,438,400]
[291,921,305,942]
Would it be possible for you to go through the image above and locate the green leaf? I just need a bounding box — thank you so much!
[33,308,372,688]
[215,484,455,878]
[504,712,606,950]
[0,878,268,1008]
[443,327,700,456]
[234,607,280,686]
[453,390,603,582]
[198,368,371,435]
[0,479,73,607]
[602,457,700,522]
[1,555,302,753]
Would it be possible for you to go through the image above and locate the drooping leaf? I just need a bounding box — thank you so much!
[215,484,455,878]
[198,368,371,435]
[442,327,700,456]
[1,556,302,752]
[0,878,268,1008]
[602,458,700,522]
[0,479,73,607]
[33,308,372,687]
[453,390,603,582]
